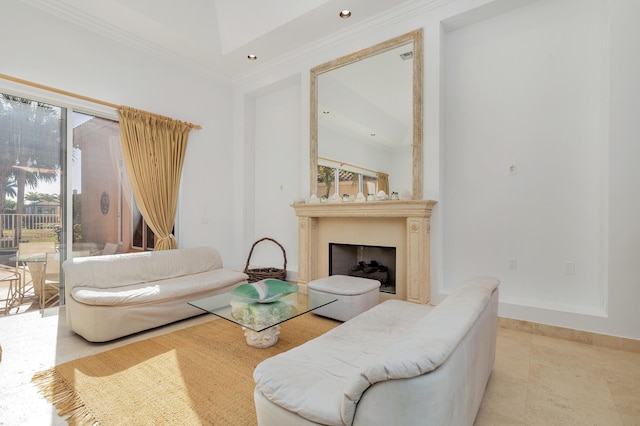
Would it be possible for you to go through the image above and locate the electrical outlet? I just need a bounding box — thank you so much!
[563,261,575,275]
[509,163,517,175]
[508,258,517,270]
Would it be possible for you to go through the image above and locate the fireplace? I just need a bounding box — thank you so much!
[292,200,437,304]
[329,243,396,294]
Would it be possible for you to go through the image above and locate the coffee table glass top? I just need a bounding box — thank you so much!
[189,289,337,332]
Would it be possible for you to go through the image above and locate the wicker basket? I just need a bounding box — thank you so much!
[244,237,287,283]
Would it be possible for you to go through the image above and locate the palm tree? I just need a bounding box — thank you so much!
[25,191,42,202]
[318,165,334,198]
[0,94,61,245]
[0,175,17,214]
[3,175,17,198]
[0,175,17,239]
[41,193,59,203]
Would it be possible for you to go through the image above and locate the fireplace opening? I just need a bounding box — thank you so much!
[328,243,396,294]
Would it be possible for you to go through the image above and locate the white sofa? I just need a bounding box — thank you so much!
[62,247,248,342]
[253,277,499,426]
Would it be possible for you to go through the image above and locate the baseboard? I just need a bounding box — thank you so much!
[498,317,640,354]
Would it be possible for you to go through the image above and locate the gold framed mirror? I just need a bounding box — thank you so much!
[310,29,423,200]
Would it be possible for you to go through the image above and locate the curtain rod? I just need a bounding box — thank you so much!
[0,72,202,130]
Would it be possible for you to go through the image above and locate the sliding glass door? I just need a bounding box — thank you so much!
[0,94,64,310]
[71,112,130,257]
[1,94,130,309]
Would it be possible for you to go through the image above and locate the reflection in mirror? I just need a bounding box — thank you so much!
[310,29,423,200]
[316,159,383,200]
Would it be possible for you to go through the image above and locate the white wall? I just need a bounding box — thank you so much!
[603,0,640,340]
[443,0,607,313]
[234,0,640,340]
[249,77,302,273]
[1,0,239,267]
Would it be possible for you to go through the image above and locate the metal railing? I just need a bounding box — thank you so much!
[0,214,60,249]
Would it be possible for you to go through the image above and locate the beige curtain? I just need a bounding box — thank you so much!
[117,106,199,251]
[377,172,390,195]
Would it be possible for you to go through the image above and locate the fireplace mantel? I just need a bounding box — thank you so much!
[292,200,436,218]
[292,200,437,304]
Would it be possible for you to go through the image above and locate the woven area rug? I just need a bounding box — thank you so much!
[33,314,339,425]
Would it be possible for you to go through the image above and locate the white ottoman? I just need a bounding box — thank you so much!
[308,275,380,322]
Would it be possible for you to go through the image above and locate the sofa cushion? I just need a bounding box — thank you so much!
[253,299,433,425]
[65,247,224,290]
[71,268,247,306]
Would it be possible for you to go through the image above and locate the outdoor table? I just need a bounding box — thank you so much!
[10,253,47,299]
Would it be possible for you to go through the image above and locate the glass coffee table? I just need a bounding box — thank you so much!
[189,286,337,348]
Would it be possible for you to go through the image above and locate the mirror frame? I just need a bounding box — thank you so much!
[310,29,423,200]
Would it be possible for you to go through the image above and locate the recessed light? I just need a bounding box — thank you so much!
[247,54,257,60]
[339,10,351,19]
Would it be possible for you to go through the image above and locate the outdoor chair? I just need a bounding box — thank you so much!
[0,265,21,315]
[42,252,60,308]
[93,242,119,256]
[17,241,56,304]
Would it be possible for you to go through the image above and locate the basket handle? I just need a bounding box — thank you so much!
[244,237,287,271]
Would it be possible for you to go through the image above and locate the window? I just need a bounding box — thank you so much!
[131,203,157,251]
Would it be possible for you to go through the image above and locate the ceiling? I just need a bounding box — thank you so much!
[22,0,418,80]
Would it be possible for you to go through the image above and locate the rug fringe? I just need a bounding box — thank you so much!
[32,368,99,426]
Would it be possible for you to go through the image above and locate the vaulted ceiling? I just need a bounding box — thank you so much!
[21,0,416,79]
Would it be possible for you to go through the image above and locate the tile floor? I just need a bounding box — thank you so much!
[476,325,640,426]
[0,307,639,425]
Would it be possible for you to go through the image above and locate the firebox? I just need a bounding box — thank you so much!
[328,243,396,294]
